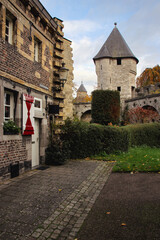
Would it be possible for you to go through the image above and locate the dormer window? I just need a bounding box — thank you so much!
[117,58,121,65]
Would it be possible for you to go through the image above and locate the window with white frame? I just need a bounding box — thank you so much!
[5,16,13,44]
[4,90,14,121]
[34,98,42,111]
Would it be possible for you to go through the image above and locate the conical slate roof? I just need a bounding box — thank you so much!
[93,24,138,63]
[77,82,87,92]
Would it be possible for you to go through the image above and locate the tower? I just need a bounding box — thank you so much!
[77,82,88,101]
[93,23,139,107]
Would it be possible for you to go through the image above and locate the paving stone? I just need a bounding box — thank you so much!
[0,160,114,239]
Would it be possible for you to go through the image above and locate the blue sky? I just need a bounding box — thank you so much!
[41,0,160,95]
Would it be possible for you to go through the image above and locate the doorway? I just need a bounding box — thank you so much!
[32,118,40,168]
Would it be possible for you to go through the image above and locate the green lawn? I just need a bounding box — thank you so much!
[92,146,160,172]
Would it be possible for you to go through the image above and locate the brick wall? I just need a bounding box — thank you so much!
[0,138,31,180]
[0,39,50,88]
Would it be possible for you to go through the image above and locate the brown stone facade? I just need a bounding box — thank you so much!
[63,38,74,120]
[0,39,50,88]
[0,0,74,180]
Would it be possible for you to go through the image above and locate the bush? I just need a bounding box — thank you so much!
[61,119,129,159]
[3,120,20,135]
[123,123,160,147]
[91,90,120,125]
[45,124,70,165]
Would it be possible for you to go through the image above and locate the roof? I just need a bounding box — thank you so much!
[93,25,139,63]
[77,83,87,92]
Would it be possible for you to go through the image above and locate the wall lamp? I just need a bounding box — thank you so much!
[59,63,69,88]
[27,87,31,95]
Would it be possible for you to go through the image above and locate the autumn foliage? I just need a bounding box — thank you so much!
[128,107,159,124]
[136,65,160,87]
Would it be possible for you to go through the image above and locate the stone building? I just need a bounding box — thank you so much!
[93,23,139,109]
[73,82,92,122]
[0,0,73,180]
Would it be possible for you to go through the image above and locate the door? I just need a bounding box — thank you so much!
[32,119,40,168]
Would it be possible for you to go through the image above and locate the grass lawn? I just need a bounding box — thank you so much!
[92,146,160,172]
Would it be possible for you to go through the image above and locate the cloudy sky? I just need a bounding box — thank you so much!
[41,0,160,95]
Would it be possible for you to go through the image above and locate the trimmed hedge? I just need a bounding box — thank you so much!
[91,90,120,125]
[45,121,160,165]
[61,119,129,159]
[123,123,160,147]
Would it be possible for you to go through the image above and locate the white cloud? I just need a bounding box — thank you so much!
[64,19,102,40]
[74,66,97,95]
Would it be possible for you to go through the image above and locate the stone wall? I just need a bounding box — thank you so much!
[63,38,74,120]
[95,58,137,109]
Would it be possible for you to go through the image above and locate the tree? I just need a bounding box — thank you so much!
[136,65,160,87]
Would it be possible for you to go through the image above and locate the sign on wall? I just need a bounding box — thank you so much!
[22,94,34,135]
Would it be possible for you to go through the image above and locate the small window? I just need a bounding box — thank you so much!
[34,37,42,63]
[5,16,13,44]
[4,90,14,121]
[34,98,42,111]
[101,65,102,70]
[117,58,121,65]
[109,59,111,65]
[117,87,121,92]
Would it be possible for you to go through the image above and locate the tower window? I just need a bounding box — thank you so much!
[117,87,121,92]
[117,58,121,65]
[101,65,102,70]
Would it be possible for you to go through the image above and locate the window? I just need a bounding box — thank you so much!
[117,58,121,65]
[117,87,121,92]
[131,86,135,97]
[4,90,14,121]
[5,16,13,44]
[34,37,42,63]
[34,98,42,111]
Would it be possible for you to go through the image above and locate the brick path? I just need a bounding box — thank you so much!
[0,160,114,240]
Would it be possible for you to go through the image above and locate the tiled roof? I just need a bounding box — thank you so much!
[93,25,138,63]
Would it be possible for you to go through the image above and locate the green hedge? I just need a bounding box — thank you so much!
[123,123,160,147]
[61,119,129,159]
[91,90,120,125]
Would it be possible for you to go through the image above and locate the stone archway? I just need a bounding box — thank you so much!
[142,105,159,113]
[81,110,91,122]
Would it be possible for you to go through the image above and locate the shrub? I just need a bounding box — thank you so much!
[91,90,120,125]
[123,123,160,147]
[61,119,129,159]
[3,120,20,135]
[45,124,70,165]
[128,107,159,124]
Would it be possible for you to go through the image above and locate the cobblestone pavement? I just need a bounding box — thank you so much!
[0,160,114,240]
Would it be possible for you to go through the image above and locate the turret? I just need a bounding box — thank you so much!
[93,23,139,107]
